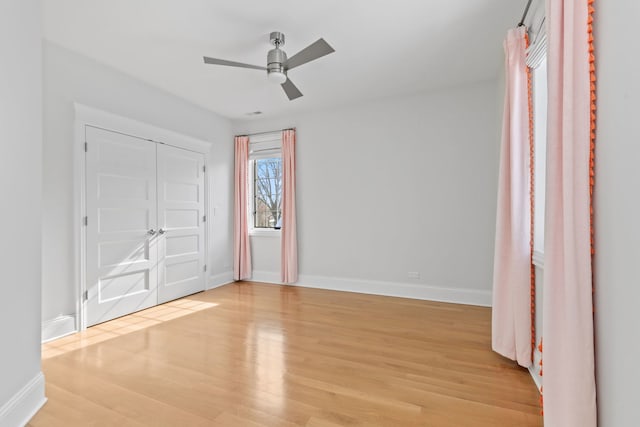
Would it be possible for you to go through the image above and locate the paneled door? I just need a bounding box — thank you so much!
[85,126,159,326]
[156,144,206,304]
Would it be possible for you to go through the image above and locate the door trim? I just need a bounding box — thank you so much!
[73,103,211,331]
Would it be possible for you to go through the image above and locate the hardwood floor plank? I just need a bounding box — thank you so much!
[41,363,218,426]
[30,282,542,426]
[27,384,147,427]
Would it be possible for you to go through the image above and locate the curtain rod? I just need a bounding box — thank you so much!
[518,0,533,27]
[236,128,296,138]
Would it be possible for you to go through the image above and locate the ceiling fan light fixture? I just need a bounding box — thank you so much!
[267,47,288,85]
[268,70,287,85]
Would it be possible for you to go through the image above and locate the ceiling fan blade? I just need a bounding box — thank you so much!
[203,56,267,71]
[281,78,303,100]
[285,38,335,70]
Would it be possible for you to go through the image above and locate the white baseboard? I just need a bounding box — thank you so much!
[250,271,492,307]
[208,271,234,290]
[42,315,76,343]
[528,346,543,392]
[528,365,542,393]
[0,372,47,427]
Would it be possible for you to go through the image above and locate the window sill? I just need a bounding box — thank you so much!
[249,229,281,238]
[533,250,544,269]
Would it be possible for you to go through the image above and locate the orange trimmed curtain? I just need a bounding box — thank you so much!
[541,0,597,425]
[492,26,533,367]
[233,136,252,280]
[280,129,298,283]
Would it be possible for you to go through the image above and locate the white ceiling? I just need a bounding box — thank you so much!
[43,0,522,120]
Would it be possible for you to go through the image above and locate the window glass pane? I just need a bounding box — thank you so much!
[254,158,282,228]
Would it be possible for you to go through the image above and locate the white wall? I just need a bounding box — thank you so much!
[593,2,640,426]
[0,0,46,424]
[233,80,500,304]
[42,41,234,326]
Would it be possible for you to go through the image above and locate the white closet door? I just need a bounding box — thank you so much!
[157,144,206,303]
[85,126,159,326]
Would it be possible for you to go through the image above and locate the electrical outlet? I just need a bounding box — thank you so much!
[408,271,420,279]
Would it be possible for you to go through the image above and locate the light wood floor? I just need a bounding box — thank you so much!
[30,282,542,426]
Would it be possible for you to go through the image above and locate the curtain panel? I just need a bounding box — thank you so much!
[234,136,252,280]
[280,129,298,283]
[492,26,533,368]
[542,0,597,425]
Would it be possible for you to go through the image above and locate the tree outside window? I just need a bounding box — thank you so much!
[254,158,282,228]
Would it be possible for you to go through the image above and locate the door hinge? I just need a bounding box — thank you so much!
[84,142,88,152]
[203,264,207,272]
[203,215,206,222]
[83,216,88,226]
[83,290,88,302]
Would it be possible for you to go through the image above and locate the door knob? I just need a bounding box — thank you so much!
[147,229,156,235]
[158,228,166,235]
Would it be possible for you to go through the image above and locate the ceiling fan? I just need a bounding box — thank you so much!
[203,31,335,101]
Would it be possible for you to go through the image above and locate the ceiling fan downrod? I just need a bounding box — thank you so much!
[267,31,287,83]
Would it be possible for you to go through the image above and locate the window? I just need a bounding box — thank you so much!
[248,134,282,234]
[253,157,282,229]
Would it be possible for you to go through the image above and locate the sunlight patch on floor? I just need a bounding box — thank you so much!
[42,298,218,359]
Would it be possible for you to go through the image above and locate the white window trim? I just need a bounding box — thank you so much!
[533,250,545,269]
[250,228,281,238]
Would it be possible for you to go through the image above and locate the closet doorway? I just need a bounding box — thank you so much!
[84,125,206,326]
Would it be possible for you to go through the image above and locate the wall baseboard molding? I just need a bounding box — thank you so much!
[250,271,492,307]
[528,365,542,393]
[42,315,76,343]
[250,270,281,285]
[208,271,235,290]
[0,372,46,427]
[528,347,543,393]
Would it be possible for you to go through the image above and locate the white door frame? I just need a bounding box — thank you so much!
[73,103,211,331]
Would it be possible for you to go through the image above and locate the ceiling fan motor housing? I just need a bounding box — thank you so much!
[267,47,287,75]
